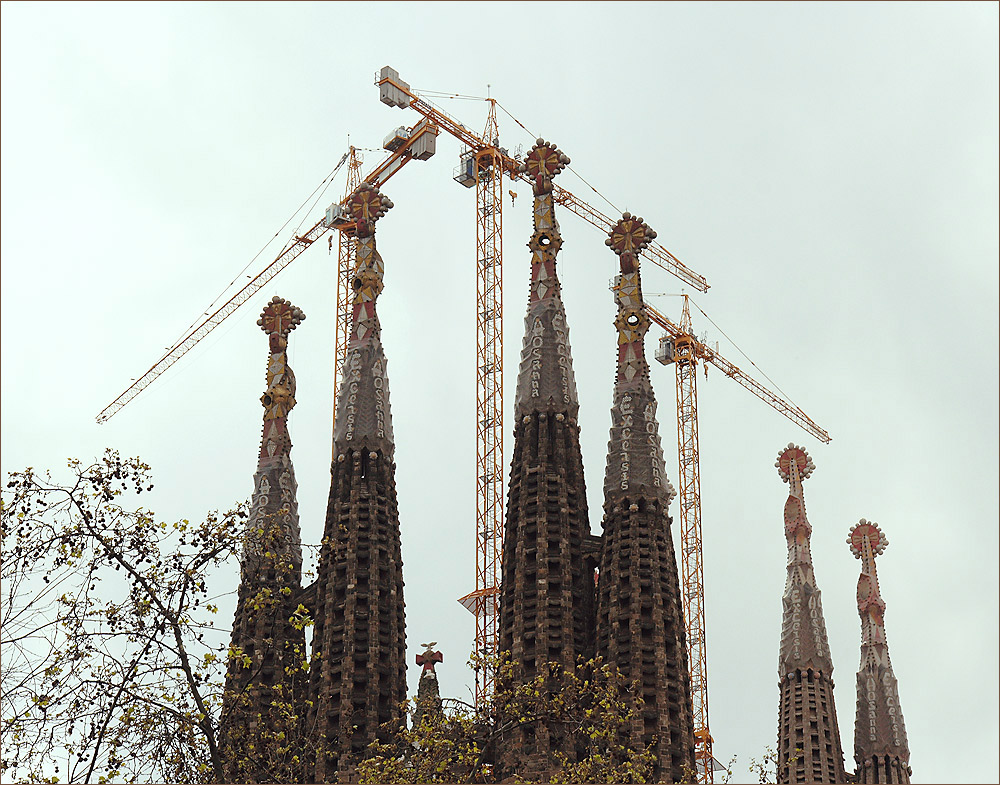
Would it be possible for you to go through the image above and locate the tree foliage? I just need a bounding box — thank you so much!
[1,451,246,783]
[357,655,658,784]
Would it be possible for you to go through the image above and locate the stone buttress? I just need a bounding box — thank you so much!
[595,214,696,783]
[774,445,847,783]
[307,184,406,783]
[497,140,595,780]
[848,520,911,784]
[221,296,307,782]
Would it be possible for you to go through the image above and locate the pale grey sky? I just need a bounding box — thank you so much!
[2,2,998,782]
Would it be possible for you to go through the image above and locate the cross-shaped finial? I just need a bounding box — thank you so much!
[775,443,816,483]
[607,212,657,261]
[258,296,305,338]
[346,182,394,238]
[519,138,570,185]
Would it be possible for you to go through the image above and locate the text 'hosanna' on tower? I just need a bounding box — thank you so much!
[497,139,597,781]
[307,183,407,784]
[849,519,911,785]
[596,212,696,783]
[221,296,307,783]
[774,444,848,784]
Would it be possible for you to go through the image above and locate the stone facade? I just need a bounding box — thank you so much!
[307,184,407,783]
[774,445,847,784]
[497,140,596,781]
[595,214,695,783]
[221,296,307,783]
[849,520,911,785]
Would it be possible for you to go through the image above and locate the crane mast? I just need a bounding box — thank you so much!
[470,100,504,705]
[331,146,364,454]
[649,295,830,782]
[672,297,713,781]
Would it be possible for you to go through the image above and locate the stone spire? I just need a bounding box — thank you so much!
[497,139,595,781]
[412,642,443,729]
[849,520,911,784]
[331,181,396,457]
[595,214,695,783]
[308,184,406,783]
[221,296,307,783]
[774,444,847,783]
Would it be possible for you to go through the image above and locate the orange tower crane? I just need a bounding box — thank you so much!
[646,295,831,782]
[375,66,709,706]
[95,66,715,716]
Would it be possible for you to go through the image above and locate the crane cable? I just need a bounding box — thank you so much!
[163,152,349,354]
[686,298,808,417]
[494,100,622,217]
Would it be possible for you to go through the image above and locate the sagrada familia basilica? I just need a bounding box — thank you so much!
[218,142,912,783]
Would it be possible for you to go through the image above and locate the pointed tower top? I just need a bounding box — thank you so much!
[513,139,581,419]
[775,444,834,675]
[332,184,396,457]
[849,519,911,782]
[243,296,304,569]
[602,213,673,501]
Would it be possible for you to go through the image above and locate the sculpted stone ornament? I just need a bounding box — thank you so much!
[331,183,396,457]
[602,214,668,498]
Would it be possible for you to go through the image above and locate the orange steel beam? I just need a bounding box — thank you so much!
[96,121,439,425]
[644,302,831,444]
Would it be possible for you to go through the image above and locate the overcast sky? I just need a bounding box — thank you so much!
[2,2,997,782]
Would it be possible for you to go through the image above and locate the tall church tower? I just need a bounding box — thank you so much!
[849,519,911,784]
[308,184,406,783]
[497,139,595,780]
[221,296,307,783]
[774,444,847,783]
[595,214,696,782]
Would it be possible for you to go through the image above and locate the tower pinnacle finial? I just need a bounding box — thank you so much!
[346,181,393,238]
[519,139,570,195]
